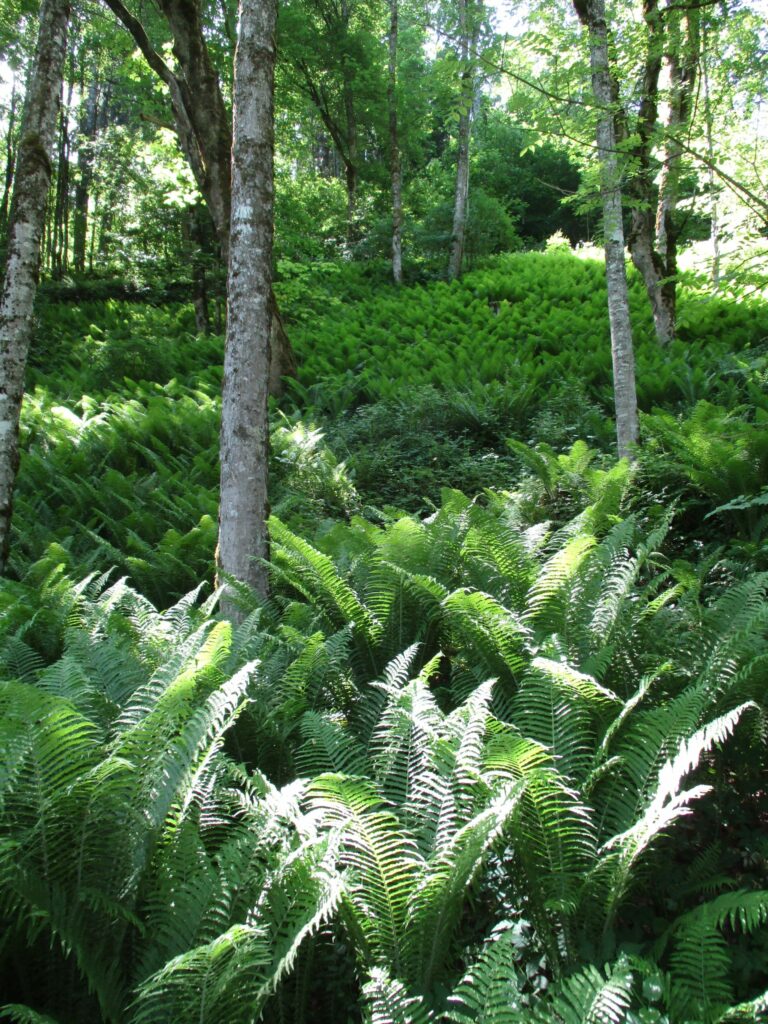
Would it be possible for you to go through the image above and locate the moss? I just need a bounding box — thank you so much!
[17,132,53,179]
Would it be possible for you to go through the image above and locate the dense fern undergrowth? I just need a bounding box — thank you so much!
[2,249,768,1023]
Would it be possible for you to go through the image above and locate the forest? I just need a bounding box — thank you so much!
[0,0,767,1018]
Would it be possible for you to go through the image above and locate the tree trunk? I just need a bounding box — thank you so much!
[574,0,639,458]
[157,0,234,252]
[218,0,276,612]
[628,224,675,344]
[340,0,359,241]
[701,24,720,287]
[184,205,211,334]
[0,0,69,572]
[0,81,19,242]
[655,6,698,260]
[72,73,99,274]
[51,74,72,278]
[447,0,475,282]
[388,0,403,285]
[625,0,698,345]
[624,0,676,346]
[102,0,295,392]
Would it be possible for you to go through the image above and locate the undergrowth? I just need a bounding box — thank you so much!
[1,249,767,1022]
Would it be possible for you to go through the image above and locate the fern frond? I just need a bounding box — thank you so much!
[296,711,367,777]
[0,1006,62,1024]
[307,774,424,973]
[596,705,755,927]
[362,967,434,1024]
[405,780,526,989]
[536,958,634,1024]
[447,928,526,1023]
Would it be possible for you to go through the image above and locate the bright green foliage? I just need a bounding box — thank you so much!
[2,250,767,1020]
[2,486,767,1020]
[288,252,768,413]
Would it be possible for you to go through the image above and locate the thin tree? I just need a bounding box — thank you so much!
[72,71,99,274]
[574,0,639,457]
[387,0,403,284]
[218,0,276,612]
[447,0,477,281]
[0,79,19,241]
[0,0,69,572]
[624,0,699,345]
[101,0,295,393]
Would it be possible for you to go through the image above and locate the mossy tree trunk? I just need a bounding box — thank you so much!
[0,0,69,573]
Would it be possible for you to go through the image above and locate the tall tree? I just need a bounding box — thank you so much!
[0,0,69,571]
[574,0,639,457]
[624,0,699,345]
[387,0,403,283]
[101,0,295,391]
[447,0,479,281]
[218,0,276,610]
[72,69,100,274]
[285,0,370,241]
[0,78,19,243]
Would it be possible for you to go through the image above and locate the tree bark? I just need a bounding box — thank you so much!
[72,72,99,274]
[574,0,639,458]
[340,0,359,240]
[101,0,295,392]
[624,0,676,346]
[624,0,699,345]
[0,81,19,242]
[218,0,275,612]
[0,0,69,572]
[656,5,698,258]
[184,205,211,334]
[701,22,720,287]
[51,73,73,278]
[387,0,403,284]
[447,0,476,282]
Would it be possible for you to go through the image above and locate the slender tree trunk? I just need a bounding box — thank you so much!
[387,0,403,284]
[101,0,295,392]
[190,206,211,334]
[0,0,69,572]
[656,6,698,257]
[340,0,359,241]
[624,0,676,346]
[72,73,98,274]
[218,0,276,612]
[574,0,639,458]
[447,0,474,282]
[701,27,720,287]
[0,81,19,242]
[52,74,73,278]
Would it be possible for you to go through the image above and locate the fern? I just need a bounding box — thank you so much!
[362,968,434,1024]
[447,928,526,1023]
